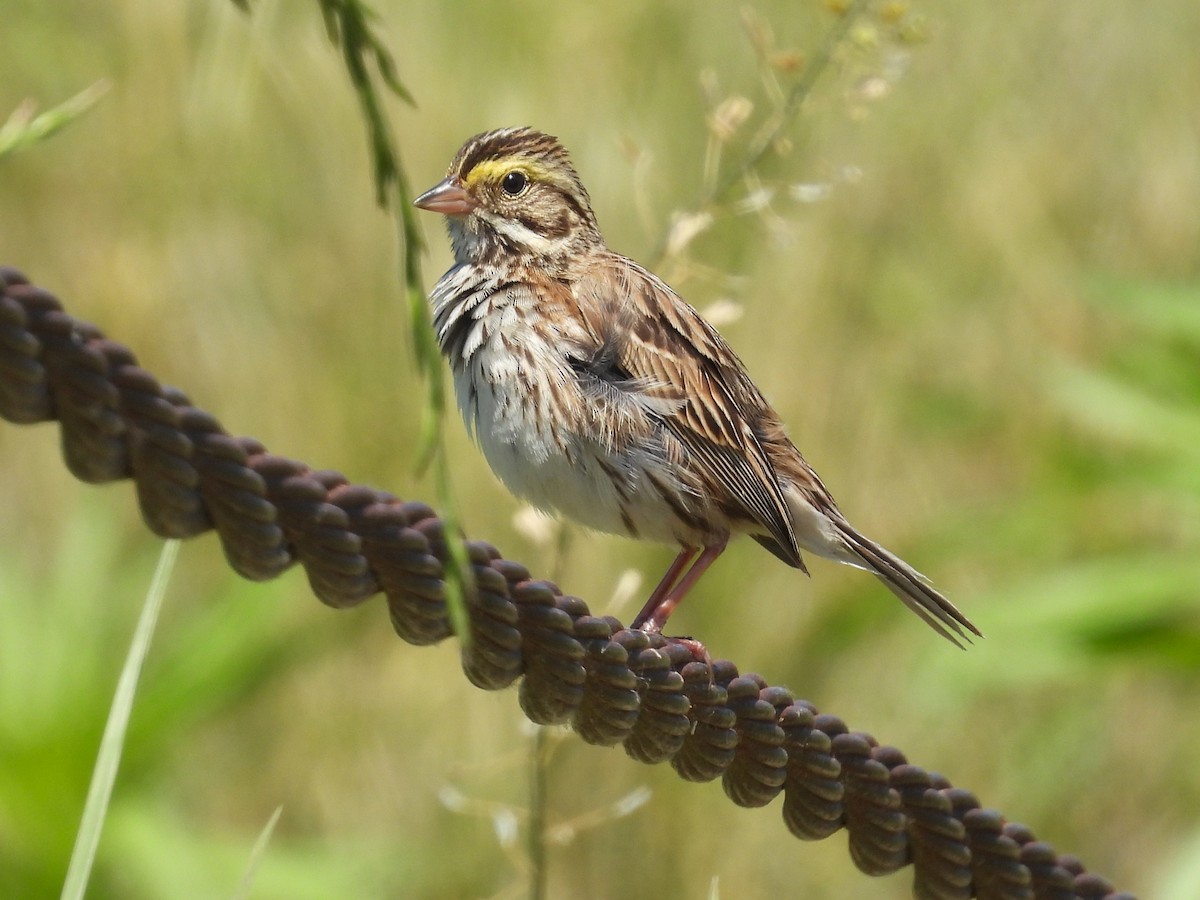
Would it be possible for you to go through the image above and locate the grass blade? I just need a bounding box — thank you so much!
[231,805,284,900]
[60,539,180,900]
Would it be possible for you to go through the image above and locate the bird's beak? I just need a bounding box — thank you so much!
[413,177,476,216]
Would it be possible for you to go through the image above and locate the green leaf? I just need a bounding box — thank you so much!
[0,81,110,159]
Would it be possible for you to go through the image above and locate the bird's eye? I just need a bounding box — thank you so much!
[501,170,528,196]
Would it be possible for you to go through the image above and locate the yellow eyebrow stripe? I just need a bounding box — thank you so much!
[463,158,569,191]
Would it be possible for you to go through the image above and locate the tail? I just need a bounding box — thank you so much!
[834,521,982,648]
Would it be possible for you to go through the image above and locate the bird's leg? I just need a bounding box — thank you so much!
[631,545,697,630]
[634,542,726,634]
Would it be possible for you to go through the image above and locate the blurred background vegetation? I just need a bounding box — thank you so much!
[3,0,1199,897]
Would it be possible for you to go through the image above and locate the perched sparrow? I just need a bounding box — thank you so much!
[414,127,980,646]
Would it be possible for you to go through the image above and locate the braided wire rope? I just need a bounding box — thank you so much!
[0,266,1136,900]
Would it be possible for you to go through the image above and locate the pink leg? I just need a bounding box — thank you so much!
[635,542,727,634]
[631,546,697,630]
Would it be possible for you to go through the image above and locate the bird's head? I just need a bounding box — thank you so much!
[414,127,603,266]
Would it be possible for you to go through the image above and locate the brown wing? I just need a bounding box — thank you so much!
[573,253,801,565]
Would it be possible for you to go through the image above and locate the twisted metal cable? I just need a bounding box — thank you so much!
[0,266,1136,900]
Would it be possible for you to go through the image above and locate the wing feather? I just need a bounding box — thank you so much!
[573,254,801,566]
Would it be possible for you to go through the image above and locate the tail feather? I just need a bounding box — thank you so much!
[834,522,982,648]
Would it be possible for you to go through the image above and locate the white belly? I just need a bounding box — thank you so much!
[459,348,720,547]
[434,266,721,548]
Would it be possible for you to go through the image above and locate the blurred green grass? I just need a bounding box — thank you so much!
[3,0,1200,897]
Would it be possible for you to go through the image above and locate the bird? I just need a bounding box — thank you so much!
[413,126,981,646]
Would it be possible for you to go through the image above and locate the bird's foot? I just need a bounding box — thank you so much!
[660,634,714,675]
